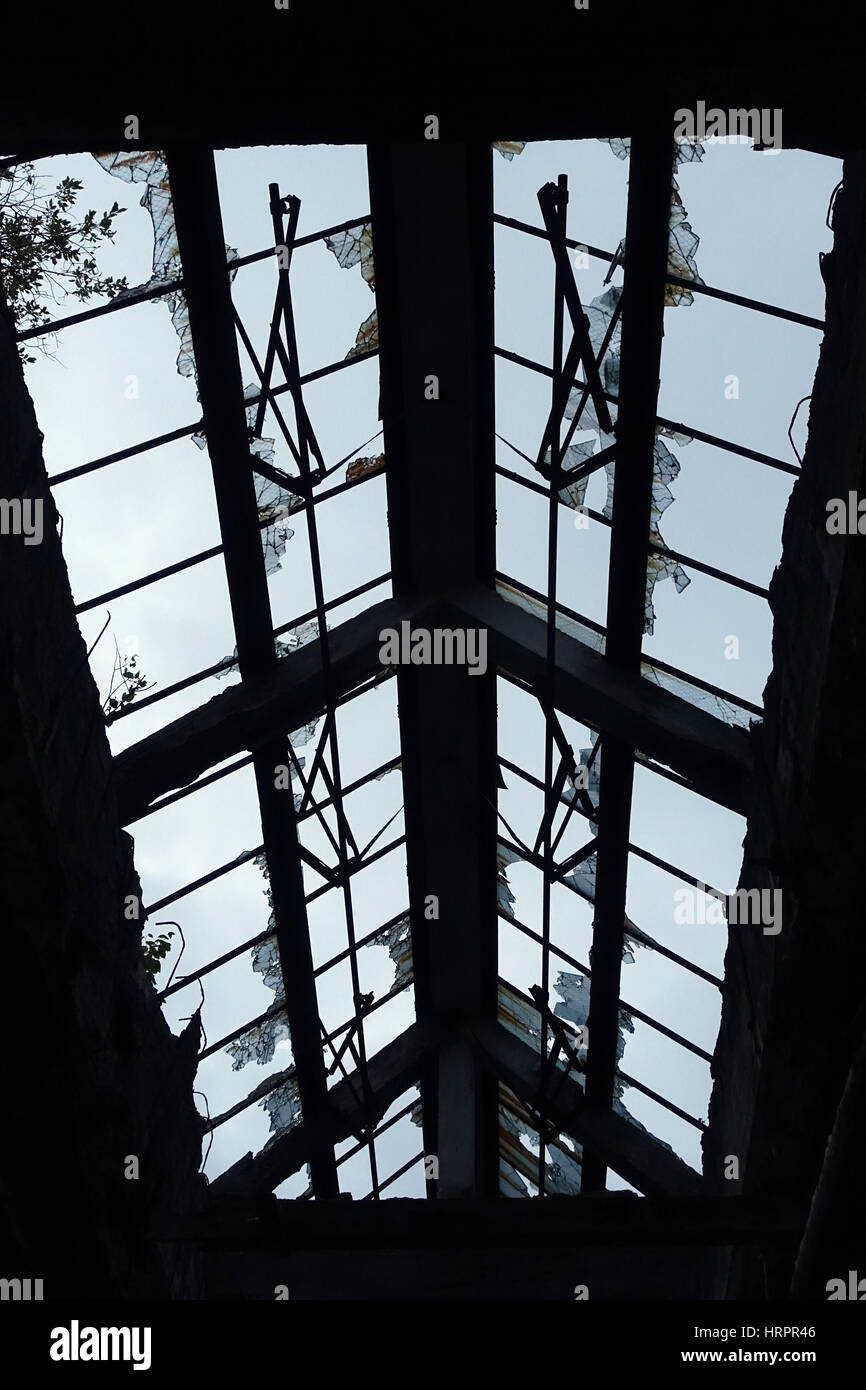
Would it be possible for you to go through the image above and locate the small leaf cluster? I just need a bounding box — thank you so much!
[142,929,175,978]
[104,652,151,714]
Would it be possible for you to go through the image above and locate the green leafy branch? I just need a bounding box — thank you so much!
[0,161,129,363]
[142,928,175,978]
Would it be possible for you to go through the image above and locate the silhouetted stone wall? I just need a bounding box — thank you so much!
[705,154,866,1297]
[0,293,205,1299]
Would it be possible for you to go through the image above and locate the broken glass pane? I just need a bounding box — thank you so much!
[243,382,301,575]
[598,137,630,162]
[261,1073,302,1134]
[215,618,322,721]
[656,423,694,448]
[646,439,691,613]
[569,136,708,627]
[552,970,591,1036]
[565,852,597,904]
[543,1135,583,1195]
[556,439,598,512]
[500,573,752,727]
[499,1157,530,1198]
[93,152,192,377]
[579,743,601,803]
[346,453,386,484]
[347,310,378,359]
[496,579,606,654]
[495,971,656,1190]
[496,841,522,919]
[225,862,292,1072]
[499,1084,582,1197]
[226,1011,291,1070]
[560,304,693,633]
[667,180,703,305]
[598,134,706,172]
[325,222,378,359]
[250,934,284,996]
[492,141,527,161]
[192,418,296,578]
[366,914,413,996]
[324,223,375,290]
[195,382,301,578]
[640,659,755,729]
[95,152,296,577]
[498,979,541,1045]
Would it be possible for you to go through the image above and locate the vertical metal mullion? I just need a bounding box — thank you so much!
[166,147,338,1199]
[269,184,379,1196]
[580,123,674,1193]
[369,142,498,1200]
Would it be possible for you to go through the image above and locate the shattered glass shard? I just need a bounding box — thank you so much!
[94,153,296,577]
[278,619,319,653]
[496,579,606,655]
[496,841,522,919]
[346,453,386,484]
[93,150,195,380]
[644,438,691,632]
[226,1010,291,1070]
[224,867,295,1073]
[324,222,375,291]
[499,1083,583,1197]
[667,181,704,305]
[367,915,413,996]
[347,309,379,359]
[251,935,285,999]
[584,135,706,621]
[556,440,598,511]
[656,423,694,448]
[498,979,541,1044]
[565,852,597,904]
[242,384,300,576]
[493,141,527,160]
[553,971,591,1033]
[599,133,704,303]
[324,221,378,358]
[559,315,693,632]
[640,660,755,728]
[579,744,601,803]
[262,1074,302,1134]
[598,136,631,162]
[583,282,623,391]
[598,134,706,169]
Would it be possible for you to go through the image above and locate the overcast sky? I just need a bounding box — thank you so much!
[20,134,839,1197]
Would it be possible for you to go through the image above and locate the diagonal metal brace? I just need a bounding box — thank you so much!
[537,181,614,435]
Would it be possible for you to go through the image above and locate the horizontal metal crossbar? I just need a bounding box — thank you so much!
[496,459,769,597]
[493,212,825,330]
[16,213,371,343]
